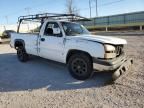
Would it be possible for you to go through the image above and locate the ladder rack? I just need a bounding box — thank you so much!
[17,13,91,32]
[18,13,90,22]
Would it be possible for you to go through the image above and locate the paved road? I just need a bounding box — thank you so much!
[0,44,111,92]
[0,36,144,108]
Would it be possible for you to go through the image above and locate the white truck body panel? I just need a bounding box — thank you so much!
[10,33,38,56]
[39,35,65,63]
[69,35,127,45]
[11,33,105,63]
[63,37,105,62]
[10,20,127,64]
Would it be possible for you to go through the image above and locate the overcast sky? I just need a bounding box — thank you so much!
[0,0,144,24]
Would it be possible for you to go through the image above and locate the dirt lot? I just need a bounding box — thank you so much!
[0,36,144,108]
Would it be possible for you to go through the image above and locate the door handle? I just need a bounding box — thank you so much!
[41,38,45,41]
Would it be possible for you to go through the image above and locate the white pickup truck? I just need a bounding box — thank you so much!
[10,14,133,80]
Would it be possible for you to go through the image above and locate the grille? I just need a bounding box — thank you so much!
[115,45,123,56]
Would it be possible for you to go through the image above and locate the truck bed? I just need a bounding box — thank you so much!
[10,33,38,48]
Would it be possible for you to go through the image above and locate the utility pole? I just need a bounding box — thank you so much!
[89,0,92,18]
[0,16,1,25]
[25,7,31,32]
[5,16,8,24]
[95,0,98,17]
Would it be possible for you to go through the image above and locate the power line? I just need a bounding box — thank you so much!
[25,7,31,15]
[0,0,126,24]
[74,0,125,13]
[5,0,125,17]
[3,0,52,17]
[99,0,125,7]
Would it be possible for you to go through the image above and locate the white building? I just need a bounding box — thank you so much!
[0,23,40,36]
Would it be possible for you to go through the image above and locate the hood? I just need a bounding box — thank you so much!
[66,35,127,45]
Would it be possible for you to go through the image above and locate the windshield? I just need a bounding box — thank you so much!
[61,22,90,36]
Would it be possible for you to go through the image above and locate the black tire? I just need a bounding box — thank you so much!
[17,46,29,62]
[68,53,93,80]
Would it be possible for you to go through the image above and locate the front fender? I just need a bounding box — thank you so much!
[64,39,105,62]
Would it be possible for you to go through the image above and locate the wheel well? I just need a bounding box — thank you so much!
[66,50,92,63]
[14,41,24,49]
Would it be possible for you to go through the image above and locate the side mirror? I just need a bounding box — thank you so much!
[53,28,61,35]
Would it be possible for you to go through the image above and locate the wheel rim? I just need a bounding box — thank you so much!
[71,58,88,76]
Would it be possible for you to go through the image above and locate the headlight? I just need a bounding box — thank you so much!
[104,44,115,51]
[104,44,116,59]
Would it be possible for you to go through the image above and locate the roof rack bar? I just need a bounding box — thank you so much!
[18,13,91,22]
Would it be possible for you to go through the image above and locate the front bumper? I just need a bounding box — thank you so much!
[93,54,128,71]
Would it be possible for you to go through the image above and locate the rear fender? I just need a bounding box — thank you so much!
[14,39,25,49]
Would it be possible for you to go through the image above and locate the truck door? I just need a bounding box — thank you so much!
[38,22,65,63]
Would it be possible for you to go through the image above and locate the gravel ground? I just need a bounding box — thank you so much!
[0,36,144,108]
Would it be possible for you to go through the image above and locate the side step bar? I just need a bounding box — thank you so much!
[112,57,133,81]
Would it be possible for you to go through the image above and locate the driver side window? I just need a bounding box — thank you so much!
[44,22,62,37]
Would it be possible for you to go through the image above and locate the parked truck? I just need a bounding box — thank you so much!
[10,13,133,80]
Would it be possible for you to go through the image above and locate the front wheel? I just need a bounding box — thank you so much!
[17,46,29,62]
[68,53,93,80]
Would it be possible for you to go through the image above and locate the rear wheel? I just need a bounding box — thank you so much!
[68,53,93,80]
[17,46,29,62]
